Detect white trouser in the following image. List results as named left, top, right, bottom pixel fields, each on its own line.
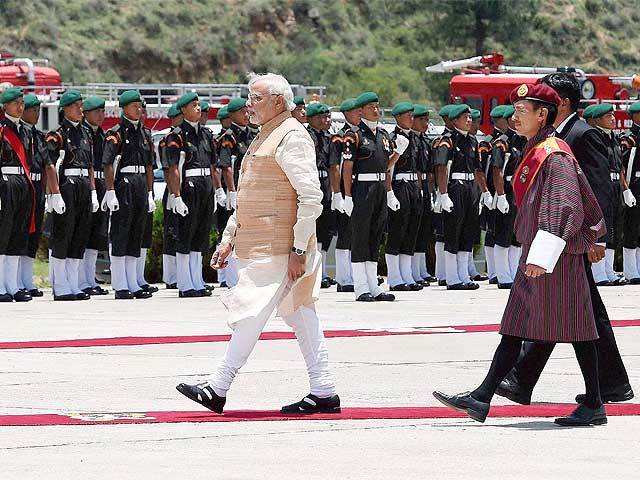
left=110, top=254, right=128, bottom=291
left=0, top=255, right=6, bottom=294
left=412, top=252, right=425, bottom=282
left=399, top=254, right=415, bottom=285
left=19, top=256, right=35, bottom=291
left=176, top=252, right=195, bottom=292
left=50, top=256, right=71, bottom=296
left=80, top=249, right=99, bottom=290
left=456, top=251, right=471, bottom=284
left=467, top=251, right=480, bottom=278
left=366, top=261, right=384, bottom=297
left=189, top=251, right=204, bottom=291
left=591, top=258, right=608, bottom=283
left=137, top=248, right=149, bottom=287
left=334, top=249, right=353, bottom=286
left=162, top=254, right=177, bottom=285
left=623, top=248, right=639, bottom=280
left=508, top=246, right=521, bottom=279
left=320, top=250, right=328, bottom=278
left=445, top=251, right=461, bottom=286
left=66, top=258, right=82, bottom=294
left=385, top=254, right=403, bottom=287
left=4, top=255, right=20, bottom=295
left=484, top=246, right=496, bottom=279
left=435, top=242, right=446, bottom=281
left=208, top=302, right=336, bottom=398
left=352, top=262, right=369, bottom=298
left=125, top=256, right=141, bottom=292
left=604, top=249, right=617, bottom=282
left=494, top=245, right=512, bottom=284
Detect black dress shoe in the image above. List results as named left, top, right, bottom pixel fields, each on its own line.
left=0, top=293, right=13, bottom=302
left=205, top=284, right=215, bottom=291
left=133, top=289, right=153, bottom=299
left=141, top=284, right=159, bottom=293
left=495, top=376, right=532, bottom=405
left=75, top=292, right=91, bottom=300
left=82, top=287, right=95, bottom=295
left=176, top=382, right=226, bottom=414
left=281, top=394, right=341, bottom=414
left=425, top=275, right=437, bottom=283
left=165, top=283, right=178, bottom=290
left=438, top=279, right=447, bottom=287
left=28, top=288, right=44, bottom=297
left=12, top=290, right=32, bottom=302
left=320, top=277, right=332, bottom=289
left=555, top=404, right=607, bottom=427
left=377, top=276, right=384, bottom=285
left=375, top=292, right=395, bottom=302
left=432, top=390, right=490, bottom=423
left=595, top=280, right=613, bottom=287
left=489, top=277, right=498, bottom=285
left=179, top=289, right=202, bottom=298
left=390, top=284, right=411, bottom=292
left=115, top=290, right=135, bottom=300
left=464, top=282, right=479, bottom=290
left=91, top=286, right=109, bottom=295
left=575, top=384, right=634, bottom=404
left=612, top=277, right=628, bottom=286
left=336, top=284, right=354, bottom=293
left=54, top=293, right=78, bottom=301
left=628, top=277, right=640, bottom=285
left=219, top=281, right=228, bottom=288
left=408, top=283, right=423, bottom=291
left=498, top=282, right=513, bottom=290
left=329, top=277, right=337, bottom=286
left=356, top=293, right=376, bottom=302
left=198, top=288, right=213, bottom=297
left=472, top=274, right=489, bottom=281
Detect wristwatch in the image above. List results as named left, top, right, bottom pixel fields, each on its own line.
left=291, top=247, right=306, bottom=256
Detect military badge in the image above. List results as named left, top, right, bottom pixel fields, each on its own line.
left=519, top=165, right=529, bottom=183
left=517, top=84, right=528, bottom=97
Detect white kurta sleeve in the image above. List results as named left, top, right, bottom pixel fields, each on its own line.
left=275, top=129, right=323, bottom=251
left=220, top=211, right=237, bottom=246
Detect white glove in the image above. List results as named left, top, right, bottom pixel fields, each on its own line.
left=167, top=193, right=176, bottom=211
left=331, top=192, right=345, bottom=212
left=481, top=191, right=494, bottom=210
left=440, top=192, right=454, bottom=213
left=344, top=195, right=354, bottom=217
left=226, top=191, right=237, bottom=210
left=387, top=190, right=400, bottom=211
left=433, top=193, right=442, bottom=213
left=49, top=193, right=66, bottom=215
left=172, top=195, right=189, bottom=217
left=90, top=190, right=99, bottom=213
left=101, top=190, right=119, bottom=212
left=623, top=189, right=637, bottom=207
left=215, top=187, right=227, bottom=207
left=496, top=194, right=510, bottom=214
left=147, top=191, right=156, bottom=213
left=44, top=194, right=51, bottom=213
left=394, top=135, right=410, bottom=155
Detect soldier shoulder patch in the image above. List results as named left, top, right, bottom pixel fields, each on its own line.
left=621, top=135, right=636, bottom=149
left=105, top=130, right=121, bottom=145
left=493, top=138, right=508, bottom=152
left=45, top=130, right=64, bottom=147
left=438, top=136, right=453, bottom=150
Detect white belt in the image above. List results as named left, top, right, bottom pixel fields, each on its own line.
left=30, top=173, right=42, bottom=181
left=94, top=171, right=105, bottom=180
left=120, top=165, right=145, bottom=174
left=318, top=170, right=329, bottom=178
left=451, top=172, right=475, bottom=181
left=185, top=167, right=211, bottom=177
left=394, top=173, right=418, bottom=181
left=64, top=168, right=89, bottom=177
left=1, top=166, right=25, bottom=175
left=355, top=173, right=386, bottom=181
left=505, top=175, right=513, bottom=182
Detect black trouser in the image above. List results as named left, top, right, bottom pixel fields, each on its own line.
left=472, top=335, right=601, bottom=409
left=350, top=180, right=386, bottom=263
left=176, top=175, right=213, bottom=254
left=509, top=255, right=630, bottom=394
left=623, top=183, right=640, bottom=249
left=415, top=195, right=432, bottom=254
left=443, top=180, right=476, bottom=254
left=26, top=181, right=45, bottom=258
left=109, top=173, right=148, bottom=257
left=142, top=211, right=153, bottom=249
left=162, top=188, right=177, bottom=256
left=0, top=175, right=31, bottom=255
left=605, top=181, right=621, bottom=249
left=316, top=203, right=336, bottom=251
left=386, top=180, right=422, bottom=256
left=336, top=211, right=352, bottom=250
left=51, top=175, right=91, bottom=259
left=86, top=178, right=109, bottom=251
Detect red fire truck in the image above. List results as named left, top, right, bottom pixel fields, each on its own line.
left=426, top=53, right=640, bottom=134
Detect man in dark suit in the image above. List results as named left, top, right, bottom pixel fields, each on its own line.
left=497, top=73, right=633, bottom=405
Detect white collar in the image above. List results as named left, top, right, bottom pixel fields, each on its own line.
left=67, top=119, right=80, bottom=128
left=555, top=112, right=577, bottom=134
left=362, top=118, right=377, bottom=132
left=5, top=113, right=21, bottom=126
left=597, top=125, right=612, bottom=135
left=124, top=116, right=139, bottom=127
left=399, top=127, right=411, bottom=135
left=455, top=127, right=469, bottom=136
left=186, top=119, right=199, bottom=131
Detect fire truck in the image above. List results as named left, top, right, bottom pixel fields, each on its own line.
left=0, top=52, right=325, bottom=132
left=426, top=53, right=640, bottom=134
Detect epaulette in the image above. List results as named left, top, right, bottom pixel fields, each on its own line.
left=105, top=128, right=121, bottom=145
left=45, top=130, right=64, bottom=147
left=478, top=140, right=492, bottom=154
left=493, top=136, right=509, bottom=152
left=437, top=134, right=453, bottom=149
left=620, top=135, right=636, bottom=149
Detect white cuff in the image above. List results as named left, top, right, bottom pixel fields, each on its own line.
left=526, top=229, right=566, bottom=273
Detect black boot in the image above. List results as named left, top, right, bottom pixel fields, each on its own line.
left=374, top=292, right=395, bottom=301
left=176, top=382, right=226, bottom=414
left=133, top=289, right=153, bottom=299
left=575, top=383, right=634, bottom=404
left=12, top=290, right=32, bottom=302
left=554, top=404, right=607, bottom=426
left=281, top=394, right=341, bottom=414
left=432, top=390, right=490, bottom=423
left=179, top=289, right=202, bottom=298
left=356, top=293, right=376, bottom=302
left=495, top=376, right=532, bottom=405
left=28, top=288, right=44, bottom=297
left=115, top=290, right=135, bottom=300
left=0, top=293, right=13, bottom=302
left=141, top=284, right=159, bottom=293
left=337, top=284, right=354, bottom=293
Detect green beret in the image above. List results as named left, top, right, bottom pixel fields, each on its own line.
left=227, top=98, right=246, bottom=113
left=176, top=91, right=198, bottom=110
left=438, top=104, right=452, bottom=118
left=216, top=105, right=229, bottom=120
left=118, top=90, right=141, bottom=108
left=59, top=89, right=82, bottom=108
left=590, top=103, right=614, bottom=119
left=167, top=103, right=180, bottom=119
left=502, top=105, right=515, bottom=118
left=391, top=101, right=414, bottom=117
left=306, top=103, right=330, bottom=118
left=470, top=109, right=481, bottom=120
left=582, top=105, right=595, bottom=119
left=490, top=105, right=505, bottom=118
left=23, top=93, right=41, bottom=110
left=82, top=96, right=105, bottom=112
left=354, top=91, right=379, bottom=108
left=448, top=103, right=471, bottom=120
left=293, top=96, right=305, bottom=106
left=339, top=98, right=358, bottom=112
left=199, top=100, right=210, bottom=112
left=413, top=104, right=430, bottom=118
left=628, top=101, right=640, bottom=114
left=0, top=86, right=23, bottom=105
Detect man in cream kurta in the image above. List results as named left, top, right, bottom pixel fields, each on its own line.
left=176, top=73, right=339, bottom=415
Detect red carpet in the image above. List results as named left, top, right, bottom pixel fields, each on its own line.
left=0, top=319, right=638, bottom=351
left=1, top=403, right=639, bottom=427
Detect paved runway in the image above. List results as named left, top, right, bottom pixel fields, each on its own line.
left=2, top=282, right=638, bottom=479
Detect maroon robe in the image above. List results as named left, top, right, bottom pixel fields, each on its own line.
left=500, top=151, right=606, bottom=342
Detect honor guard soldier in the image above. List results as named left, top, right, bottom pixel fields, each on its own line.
left=0, top=87, right=35, bottom=302
left=200, top=100, right=227, bottom=214
left=411, top=104, right=437, bottom=284
left=385, top=101, right=423, bottom=291
left=306, top=102, right=337, bottom=288
left=46, top=89, right=100, bottom=301
left=342, top=91, right=404, bottom=302
left=17, top=94, right=46, bottom=298
left=164, top=92, right=216, bottom=297
left=582, top=104, right=597, bottom=127
left=78, top=96, right=109, bottom=296
left=589, top=103, right=626, bottom=285
left=292, top=96, right=306, bottom=124
left=330, top=98, right=361, bottom=292
left=620, top=101, right=640, bottom=283
left=101, top=90, right=155, bottom=300
left=160, top=103, right=182, bottom=289
left=434, top=103, right=482, bottom=290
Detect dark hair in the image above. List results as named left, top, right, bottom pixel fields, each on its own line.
left=540, top=73, right=580, bottom=112
left=531, top=100, right=558, bottom=126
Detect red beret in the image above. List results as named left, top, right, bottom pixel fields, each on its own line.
left=509, top=83, right=561, bottom=106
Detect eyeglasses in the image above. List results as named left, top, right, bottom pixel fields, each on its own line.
left=247, top=93, right=281, bottom=103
